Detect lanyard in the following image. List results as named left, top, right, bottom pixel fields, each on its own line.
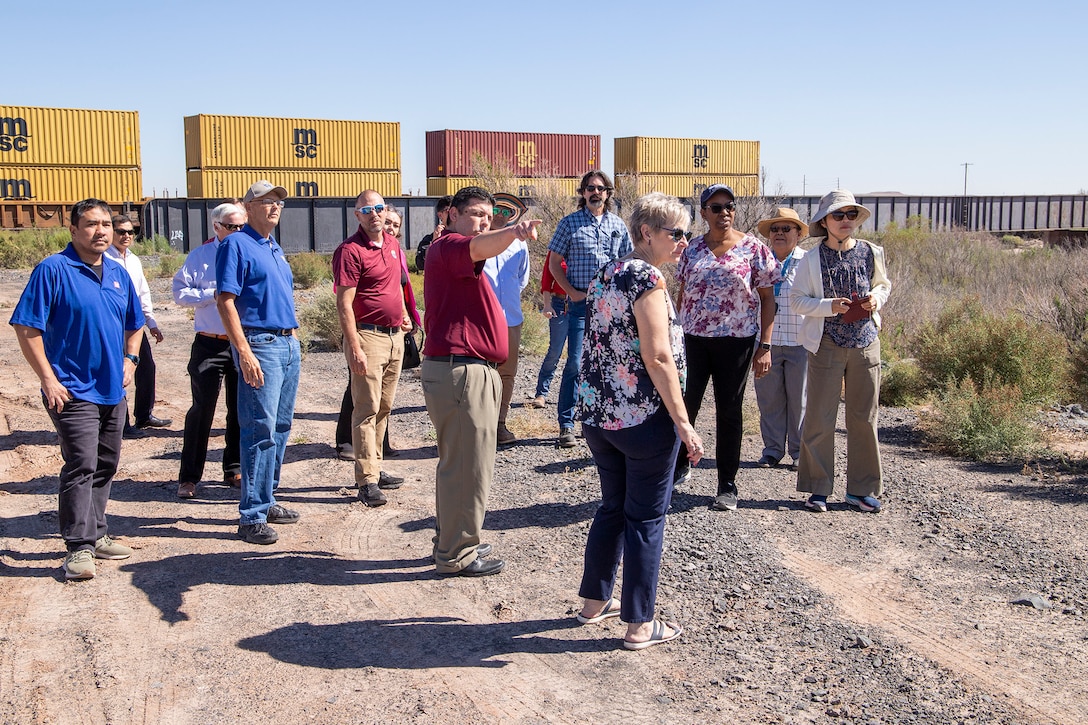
left=773, top=250, right=796, bottom=297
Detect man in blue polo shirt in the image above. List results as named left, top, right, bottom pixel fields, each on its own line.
left=10, top=198, right=145, bottom=580
left=547, top=170, right=631, bottom=448
left=216, top=180, right=302, bottom=545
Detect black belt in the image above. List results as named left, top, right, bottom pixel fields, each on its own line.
left=425, top=355, right=497, bottom=369
left=357, top=323, right=399, bottom=334
left=243, top=328, right=294, bottom=336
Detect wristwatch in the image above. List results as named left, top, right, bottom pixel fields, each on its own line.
left=759, top=343, right=771, bottom=351
left=125, top=353, right=140, bottom=365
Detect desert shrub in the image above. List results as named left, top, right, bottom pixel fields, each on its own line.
left=911, top=297, right=1069, bottom=406
left=1001, top=234, right=1025, bottom=247
left=289, top=252, right=332, bottom=289
left=1071, top=339, right=1088, bottom=404
left=296, top=288, right=341, bottom=351
left=519, top=298, right=550, bottom=357
left=918, top=376, right=1039, bottom=462
left=880, top=357, right=928, bottom=407
left=132, top=235, right=174, bottom=256
left=156, top=253, right=185, bottom=278
left=0, top=228, right=70, bottom=268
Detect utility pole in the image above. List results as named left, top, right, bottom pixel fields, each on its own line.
left=961, top=162, right=973, bottom=227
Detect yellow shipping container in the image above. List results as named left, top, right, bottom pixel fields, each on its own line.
left=0, top=105, right=140, bottom=168
left=614, top=137, right=759, bottom=176
left=185, top=115, right=399, bottom=171
left=187, top=169, right=401, bottom=199
left=427, top=177, right=580, bottom=198
left=0, top=166, right=142, bottom=204
left=615, top=173, right=760, bottom=200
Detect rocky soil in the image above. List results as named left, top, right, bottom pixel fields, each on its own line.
left=0, top=270, right=1086, bottom=724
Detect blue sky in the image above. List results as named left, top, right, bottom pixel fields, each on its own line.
left=8, top=0, right=1084, bottom=197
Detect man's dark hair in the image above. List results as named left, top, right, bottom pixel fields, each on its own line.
left=71, top=199, right=113, bottom=226
left=436, top=195, right=453, bottom=213
left=111, top=214, right=134, bottom=229
left=577, top=170, right=615, bottom=213
left=451, top=187, right=494, bottom=212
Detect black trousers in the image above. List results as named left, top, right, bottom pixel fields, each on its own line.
left=677, top=333, right=756, bottom=491
left=179, top=335, right=240, bottom=483
left=46, top=397, right=126, bottom=552
left=131, top=333, right=156, bottom=424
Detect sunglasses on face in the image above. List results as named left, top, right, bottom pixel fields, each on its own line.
left=583, top=185, right=611, bottom=193
left=493, top=207, right=515, bottom=218
left=769, top=225, right=799, bottom=234
left=356, top=204, right=385, bottom=215
left=829, top=209, right=860, bottom=221
left=116, top=229, right=136, bottom=236
left=660, top=227, right=693, bottom=242
left=216, top=222, right=244, bottom=232
left=704, top=202, right=736, bottom=214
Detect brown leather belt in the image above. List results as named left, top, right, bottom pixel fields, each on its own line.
left=198, top=332, right=229, bottom=340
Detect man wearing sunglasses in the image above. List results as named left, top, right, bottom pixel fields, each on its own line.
left=171, top=201, right=246, bottom=499
left=547, top=170, right=631, bottom=448
left=106, top=215, right=172, bottom=439
left=332, top=190, right=413, bottom=507
left=216, top=180, right=302, bottom=545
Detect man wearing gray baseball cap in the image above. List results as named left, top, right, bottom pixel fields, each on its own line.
left=215, top=180, right=302, bottom=545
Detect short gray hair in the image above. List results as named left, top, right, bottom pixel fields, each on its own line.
left=629, top=192, right=688, bottom=244
left=211, top=202, right=245, bottom=224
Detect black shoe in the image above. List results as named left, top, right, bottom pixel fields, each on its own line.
left=674, top=463, right=691, bottom=485
left=122, top=426, right=148, bottom=440
left=135, top=415, right=172, bottom=428
left=336, top=442, right=354, bottom=461
left=558, top=428, right=576, bottom=448
left=359, top=483, right=387, bottom=507
left=757, top=455, right=780, bottom=468
left=378, top=471, right=404, bottom=490
left=238, top=523, right=278, bottom=545
left=439, top=557, right=505, bottom=577
left=267, top=504, right=300, bottom=524
left=477, top=543, right=493, bottom=558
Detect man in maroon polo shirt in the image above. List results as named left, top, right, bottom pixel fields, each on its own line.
left=422, top=186, right=540, bottom=577
left=333, top=190, right=413, bottom=507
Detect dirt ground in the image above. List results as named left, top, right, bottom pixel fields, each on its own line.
left=1, top=270, right=1087, bottom=725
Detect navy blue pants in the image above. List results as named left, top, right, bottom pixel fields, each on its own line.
left=579, top=407, right=680, bottom=624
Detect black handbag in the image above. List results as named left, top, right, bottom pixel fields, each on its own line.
left=402, top=328, right=423, bottom=370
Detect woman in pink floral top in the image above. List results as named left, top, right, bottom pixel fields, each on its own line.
left=574, top=192, right=704, bottom=651
left=675, top=185, right=780, bottom=512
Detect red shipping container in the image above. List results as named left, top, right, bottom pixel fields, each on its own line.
left=426, top=129, right=599, bottom=178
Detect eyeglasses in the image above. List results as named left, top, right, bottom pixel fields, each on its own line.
left=768, top=225, right=799, bottom=234
left=493, top=207, right=515, bottom=218
left=215, top=222, right=244, bottom=232
left=116, top=229, right=136, bottom=236
left=356, top=204, right=385, bottom=215
left=829, top=209, right=860, bottom=221
left=583, top=185, right=611, bottom=193
left=704, top=202, right=736, bottom=214
left=660, top=227, right=693, bottom=242
left=253, top=199, right=286, bottom=208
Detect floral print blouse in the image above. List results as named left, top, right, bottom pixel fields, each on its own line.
left=677, top=233, right=781, bottom=338
left=575, top=258, right=686, bottom=430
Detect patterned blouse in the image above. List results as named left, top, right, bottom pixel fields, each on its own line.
left=575, top=258, right=686, bottom=430
left=819, top=241, right=879, bottom=348
left=677, top=233, right=781, bottom=338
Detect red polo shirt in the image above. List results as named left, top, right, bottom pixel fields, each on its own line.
left=422, top=231, right=507, bottom=363
left=332, top=228, right=404, bottom=327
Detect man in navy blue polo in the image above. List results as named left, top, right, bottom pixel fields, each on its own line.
left=216, top=181, right=302, bottom=545
left=10, top=199, right=145, bottom=580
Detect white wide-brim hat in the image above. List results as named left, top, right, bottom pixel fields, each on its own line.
left=809, top=189, right=871, bottom=236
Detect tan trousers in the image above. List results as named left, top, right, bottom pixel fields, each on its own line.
left=348, top=328, right=403, bottom=486
left=497, top=324, right=521, bottom=424
left=421, top=358, right=500, bottom=573
left=796, top=335, right=883, bottom=498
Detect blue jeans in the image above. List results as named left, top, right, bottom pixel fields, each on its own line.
left=235, top=331, right=300, bottom=525
left=534, top=299, right=571, bottom=398
left=579, top=407, right=680, bottom=624
left=555, top=296, right=586, bottom=430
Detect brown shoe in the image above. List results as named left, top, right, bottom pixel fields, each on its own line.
left=497, top=424, right=516, bottom=446
left=177, top=481, right=197, bottom=499
left=224, top=473, right=242, bottom=488
left=529, top=396, right=546, bottom=409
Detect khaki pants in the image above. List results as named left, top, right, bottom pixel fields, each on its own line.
left=796, top=336, right=883, bottom=498
left=421, top=358, right=500, bottom=573
left=497, top=324, right=521, bottom=424
left=348, top=328, right=404, bottom=486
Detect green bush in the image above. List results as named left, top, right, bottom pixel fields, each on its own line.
left=0, top=228, right=70, bottom=268
left=918, top=376, right=1039, bottom=462
left=912, top=297, right=1069, bottom=406
left=132, top=235, right=174, bottom=256
left=156, top=253, right=185, bottom=279
left=289, top=252, right=332, bottom=289
left=297, top=288, right=341, bottom=351
left=880, top=357, right=928, bottom=407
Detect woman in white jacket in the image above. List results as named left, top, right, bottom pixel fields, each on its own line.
left=789, top=190, right=890, bottom=513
